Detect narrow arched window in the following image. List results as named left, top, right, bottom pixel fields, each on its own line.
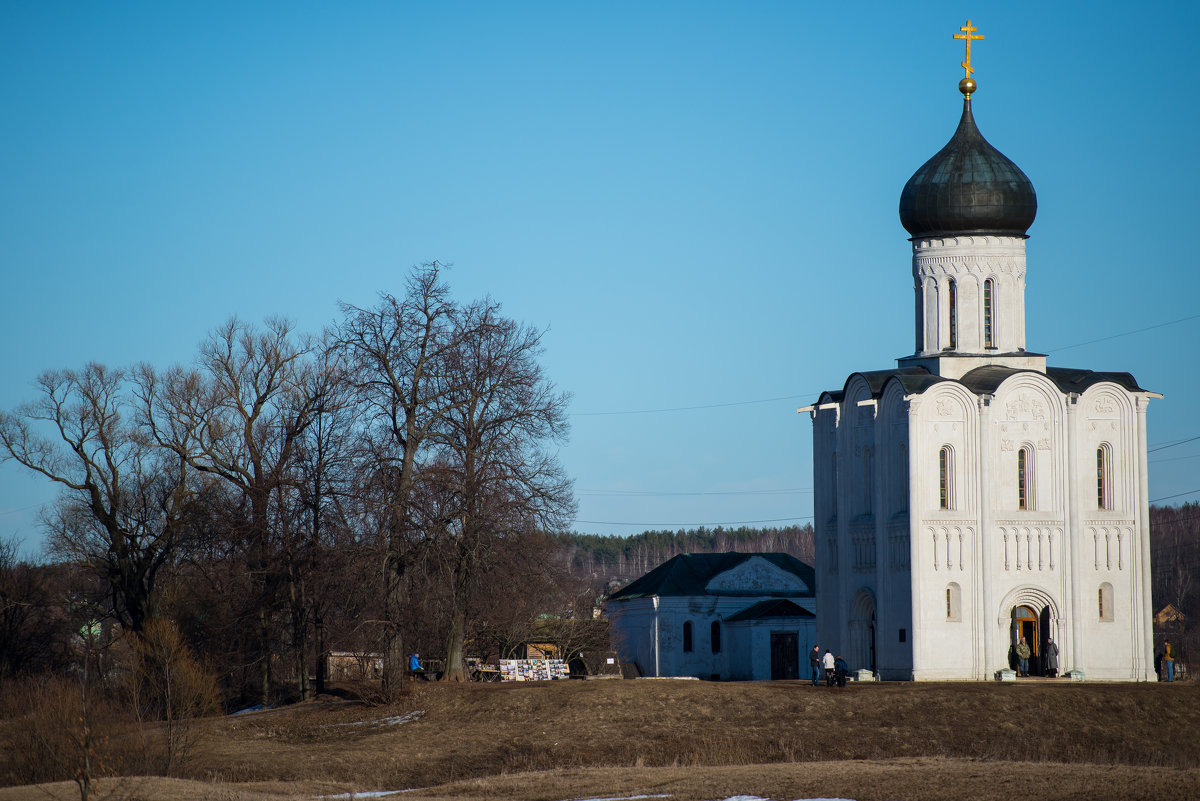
left=946, top=583, right=961, bottom=621
left=983, top=278, right=995, bottom=349
left=683, top=621, right=693, bottom=652
left=1017, top=447, right=1029, bottom=510
left=1099, top=583, right=1114, bottom=621
left=947, top=280, right=958, bottom=350
left=1097, top=444, right=1112, bottom=510
left=939, top=446, right=953, bottom=510
left=710, top=621, right=721, bottom=654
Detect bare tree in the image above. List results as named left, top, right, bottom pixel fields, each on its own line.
left=335, top=263, right=475, bottom=697
left=430, top=305, right=575, bottom=681
left=137, top=317, right=317, bottom=705
left=283, top=335, right=358, bottom=698
left=0, top=364, right=200, bottom=635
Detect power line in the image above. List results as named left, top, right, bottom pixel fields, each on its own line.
left=570, top=312, right=1200, bottom=418
left=1150, top=489, right=1200, bottom=504
left=1149, top=435, right=1200, bottom=453
left=1150, top=453, right=1200, bottom=465
left=0, top=502, right=45, bottom=518
left=1047, top=312, right=1200, bottom=353
left=572, top=393, right=813, bottom=417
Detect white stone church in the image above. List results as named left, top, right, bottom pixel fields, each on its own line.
left=801, top=72, right=1158, bottom=681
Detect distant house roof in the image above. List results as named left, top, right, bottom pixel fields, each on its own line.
left=605, top=552, right=815, bottom=601
left=725, top=599, right=815, bottom=622
left=1155, top=604, right=1186, bottom=626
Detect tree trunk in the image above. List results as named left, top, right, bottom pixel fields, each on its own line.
left=288, top=560, right=310, bottom=700
left=258, top=604, right=271, bottom=708
left=314, top=610, right=326, bottom=695
left=381, top=549, right=406, bottom=699
left=443, top=610, right=467, bottom=682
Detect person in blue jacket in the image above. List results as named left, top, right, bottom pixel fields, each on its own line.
left=409, top=653, right=427, bottom=679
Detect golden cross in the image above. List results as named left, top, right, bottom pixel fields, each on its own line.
left=953, top=19, right=984, bottom=79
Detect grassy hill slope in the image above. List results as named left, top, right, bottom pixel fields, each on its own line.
left=3, top=679, right=1198, bottom=801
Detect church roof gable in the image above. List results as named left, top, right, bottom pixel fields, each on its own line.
left=725, top=598, right=815, bottom=622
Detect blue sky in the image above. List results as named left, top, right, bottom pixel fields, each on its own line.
left=2, top=1, right=1198, bottom=556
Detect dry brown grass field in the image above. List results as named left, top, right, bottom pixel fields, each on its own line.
left=2, top=678, right=1198, bottom=801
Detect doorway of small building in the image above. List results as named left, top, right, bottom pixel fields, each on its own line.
left=770, top=631, right=799, bottom=680
left=1011, top=605, right=1040, bottom=676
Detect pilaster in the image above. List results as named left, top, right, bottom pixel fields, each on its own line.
left=978, top=393, right=995, bottom=677
left=1065, top=395, right=1082, bottom=672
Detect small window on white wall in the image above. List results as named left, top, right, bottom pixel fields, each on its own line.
left=1017, top=446, right=1036, bottom=511
left=1017, top=448, right=1029, bottom=510
left=1097, top=444, right=1112, bottom=510
left=1099, top=583, right=1114, bottom=622
left=946, top=583, right=961, bottom=621
left=947, top=280, right=958, bottom=350
left=939, top=446, right=954, bottom=510
left=983, top=278, right=995, bottom=349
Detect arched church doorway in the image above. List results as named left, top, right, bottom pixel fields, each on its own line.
left=849, top=590, right=876, bottom=673
left=1011, top=605, right=1040, bottom=676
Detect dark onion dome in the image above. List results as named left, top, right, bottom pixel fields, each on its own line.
left=899, top=94, right=1037, bottom=238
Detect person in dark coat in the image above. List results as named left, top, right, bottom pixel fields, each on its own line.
left=1043, top=636, right=1059, bottom=677
left=834, top=655, right=850, bottom=687
left=809, top=644, right=821, bottom=686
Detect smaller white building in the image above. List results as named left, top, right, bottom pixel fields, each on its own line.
left=605, top=552, right=817, bottom=680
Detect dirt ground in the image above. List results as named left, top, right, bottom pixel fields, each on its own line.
left=2, top=678, right=1197, bottom=801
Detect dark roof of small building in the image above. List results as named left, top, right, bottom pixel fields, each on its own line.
left=725, top=598, right=815, bottom=622
left=605, top=552, right=815, bottom=601
left=899, top=95, right=1038, bottom=238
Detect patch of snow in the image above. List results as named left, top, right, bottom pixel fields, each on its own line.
left=318, top=791, right=413, bottom=799
left=714, top=798, right=856, bottom=801
left=570, top=796, right=671, bottom=801
left=332, top=710, right=425, bottom=728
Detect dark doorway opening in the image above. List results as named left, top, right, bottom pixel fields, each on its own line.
left=770, top=631, right=799, bottom=680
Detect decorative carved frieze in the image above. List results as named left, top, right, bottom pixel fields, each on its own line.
left=997, top=524, right=1060, bottom=573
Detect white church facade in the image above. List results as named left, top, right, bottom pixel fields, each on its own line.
left=802, top=63, right=1158, bottom=681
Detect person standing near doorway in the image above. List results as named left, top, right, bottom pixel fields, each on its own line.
left=1043, top=635, right=1059, bottom=678
left=810, top=644, right=821, bottom=686
left=1015, top=637, right=1031, bottom=677
left=1163, top=640, right=1176, bottom=682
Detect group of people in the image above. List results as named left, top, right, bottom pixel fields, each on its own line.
left=1013, top=635, right=1060, bottom=677
left=809, top=645, right=849, bottom=687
